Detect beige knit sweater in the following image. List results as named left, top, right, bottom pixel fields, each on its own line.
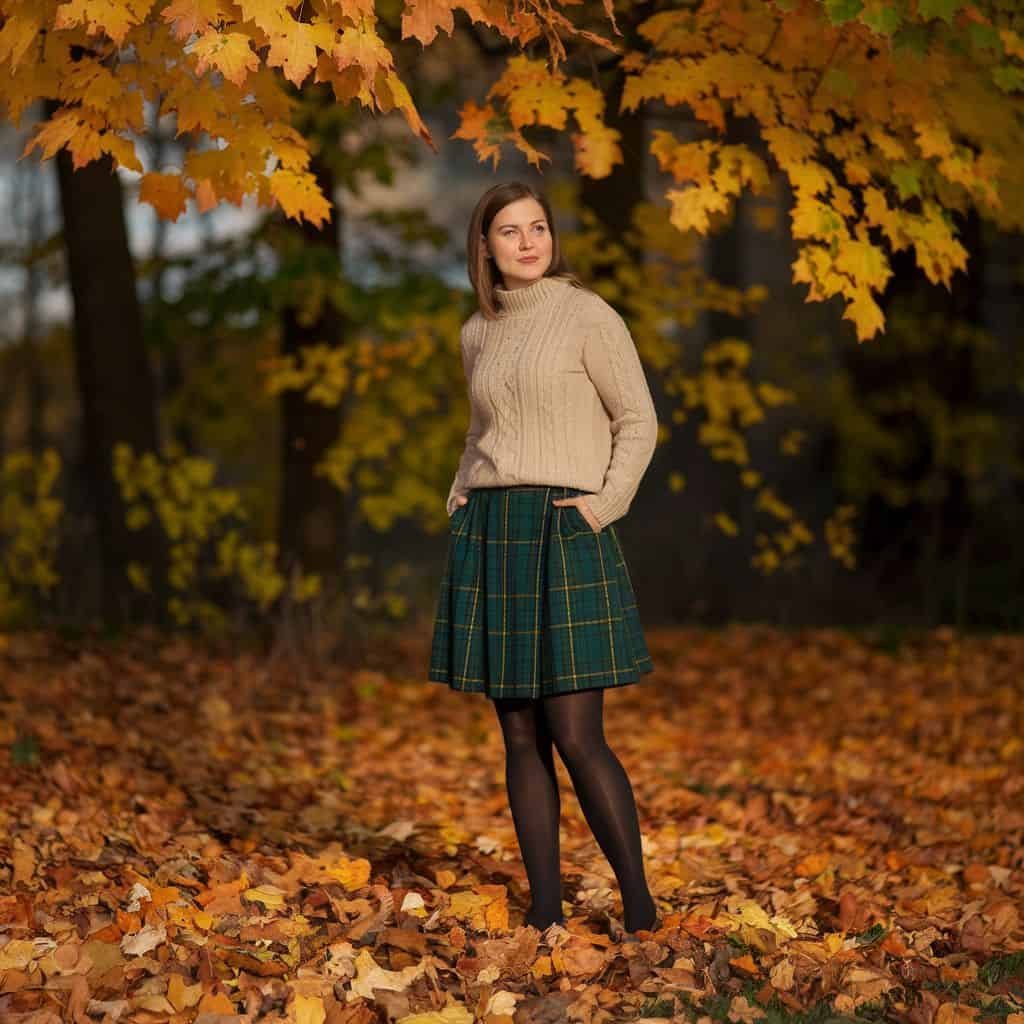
left=446, top=274, right=658, bottom=529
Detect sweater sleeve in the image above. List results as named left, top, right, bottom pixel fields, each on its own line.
left=580, top=304, right=659, bottom=529
left=445, top=326, right=481, bottom=517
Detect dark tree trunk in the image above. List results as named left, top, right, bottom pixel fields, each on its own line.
left=15, top=160, right=47, bottom=456
left=277, top=152, right=350, bottom=583
left=48, top=97, right=165, bottom=625
left=146, top=108, right=196, bottom=454
left=842, top=208, right=985, bottom=627
left=578, top=46, right=649, bottom=268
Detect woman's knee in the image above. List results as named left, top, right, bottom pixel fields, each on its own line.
left=493, top=697, right=544, bottom=756
left=551, top=731, right=606, bottom=769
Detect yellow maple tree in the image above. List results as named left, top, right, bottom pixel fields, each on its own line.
left=0, top=0, right=1021, bottom=338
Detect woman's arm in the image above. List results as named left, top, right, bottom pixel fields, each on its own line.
left=580, top=304, right=659, bottom=529
left=445, top=326, right=482, bottom=516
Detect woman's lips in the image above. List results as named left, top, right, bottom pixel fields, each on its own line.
left=518, top=257, right=538, bottom=262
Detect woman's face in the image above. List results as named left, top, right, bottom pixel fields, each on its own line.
left=483, top=196, right=553, bottom=288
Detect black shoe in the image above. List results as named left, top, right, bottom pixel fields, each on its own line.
left=524, top=909, right=565, bottom=931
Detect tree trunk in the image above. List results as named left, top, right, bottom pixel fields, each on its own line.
left=14, top=159, right=47, bottom=456
left=277, top=151, right=350, bottom=584
left=48, top=98, right=165, bottom=625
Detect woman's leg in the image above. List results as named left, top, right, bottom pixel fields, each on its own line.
left=492, top=696, right=564, bottom=928
left=541, top=689, right=657, bottom=933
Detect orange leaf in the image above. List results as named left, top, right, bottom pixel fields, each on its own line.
left=401, top=0, right=457, bottom=46
left=139, top=172, right=190, bottom=221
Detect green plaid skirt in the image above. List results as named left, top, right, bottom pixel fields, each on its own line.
left=429, top=484, right=654, bottom=699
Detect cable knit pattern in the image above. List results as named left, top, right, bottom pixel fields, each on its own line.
left=446, top=275, right=658, bottom=529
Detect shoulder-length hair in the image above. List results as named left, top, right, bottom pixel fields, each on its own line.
left=466, top=182, right=586, bottom=320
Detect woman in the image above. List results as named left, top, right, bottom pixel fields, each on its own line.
left=429, top=182, right=661, bottom=939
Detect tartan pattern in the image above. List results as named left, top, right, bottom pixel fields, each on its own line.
left=429, top=484, right=654, bottom=698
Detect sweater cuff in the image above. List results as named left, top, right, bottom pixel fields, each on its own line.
left=583, top=491, right=619, bottom=530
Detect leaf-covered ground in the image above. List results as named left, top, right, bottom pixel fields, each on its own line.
left=1, top=624, right=1022, bottom=1024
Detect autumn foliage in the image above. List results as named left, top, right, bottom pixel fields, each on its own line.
left=2, top=624, right=1022, bottom=1021
left=0, top=1, right=1021, bottom=339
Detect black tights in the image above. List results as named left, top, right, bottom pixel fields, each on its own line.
left=492, top=689, right=657, bottom=933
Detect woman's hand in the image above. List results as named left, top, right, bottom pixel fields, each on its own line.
left=451, top=494, right=469, bottom=514
left=552, top=496, right=602, bottom=533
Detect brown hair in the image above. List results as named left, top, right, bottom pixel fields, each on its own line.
left=466, top=182, right=585, bottom=320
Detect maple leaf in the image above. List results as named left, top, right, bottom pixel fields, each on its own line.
left=62, top=57, right=123, bottom=112
left=491, top=56, right=570, bottom=132
left=139, top=171, right=190, bottom=221
left=160, top=0, right=226, bottom=40
left=234, top=0, right=287, bottom=36
left=572, top=124, right=621, bottom=179
left=451, top=99, right=506, bottom=168
left=401, top=0, right=457, bottom=46
left=269, top=168, right=332, bottom=227
left=0, top=12, right=42, bottom=69
left=376, top=70, right=435, bottom=149
left=843, top=286, right=886, bottom=341
left=333, top=21, right=394, bottom=76
left=191, top=30, right=259, bottom=87
left=21, top=108, right=97, bottom=169
left=266, top=18, right=336, bottom=87
left=54, top=0, right=155, bottom=45
left=667, top=184, right=730, bottom=234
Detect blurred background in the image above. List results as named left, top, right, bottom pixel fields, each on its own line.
left=1, top=31, right=1022, bottom=650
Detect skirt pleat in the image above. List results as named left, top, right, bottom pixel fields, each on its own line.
left=428, top=484, right=654, bottom=698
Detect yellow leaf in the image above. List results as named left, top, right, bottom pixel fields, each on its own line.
left=714, top=512, right=738, bottom=536
left=396, top=1004, right=474, bottom=1024
left=235, top=0, right=287, bottom=35
left=842, top=287, right=886, bottom=342
left=267, top=19, right=335, bottom=87
left=325, top=855, right=371, bottom=889
left=54, top=0, right=153, bottom=46
left=0, top=13, right=42, bottom=68
left=242, top=884, right=286, bottom=909
left=293, top=994, right=326, bottom=1024
left=166, top=973, right=203, bottom=1012
left=834, top=238, right=892, bottom=291
left=666, top=184, right=730, bottom=234
left=269, top=168, right=332, bottom=228
left=191, top=30, right=259, bottom=88
left=375, top=71, right=434, bottom=148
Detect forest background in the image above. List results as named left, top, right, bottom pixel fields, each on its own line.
left=2, top=4, right=1024, bottom=1023
left=0, top=0, right=1023, bottom=651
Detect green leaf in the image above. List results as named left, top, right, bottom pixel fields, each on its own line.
left=992, top=65, right=1024, bottom=93
left=891, top=163, right=923, bottom=201
left=823, top=67, right=857, bottom=97
left=855, top=922, right=889, bottom=946
left=823, top=0, right=864, bottom=25
left=860, top=3, right=905, bottom=36
left=11, top=732, right=40, bottom=765
left=917, top=0, right=962, bottom=23
left=892, top=23, right=930, bottom=56
left=969, top=22, right=1004, bottom=56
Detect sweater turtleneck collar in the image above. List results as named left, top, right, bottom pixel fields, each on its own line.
left=494, top=274, right=566, bottom=316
